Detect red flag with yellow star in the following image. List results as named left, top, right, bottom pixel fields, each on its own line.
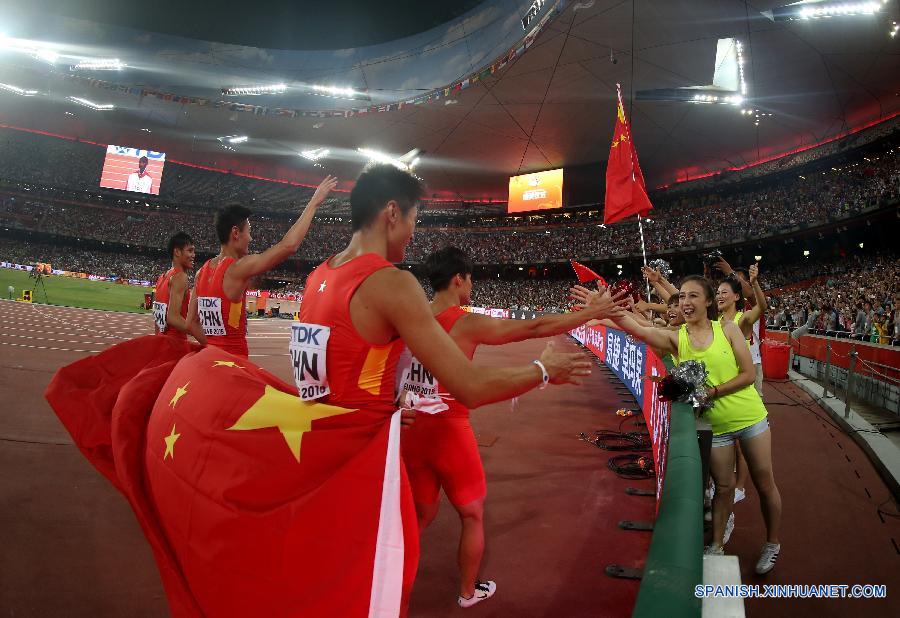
left=47, top=339, right=417, bottom=617
left=604, top=84, right=653, bottom=225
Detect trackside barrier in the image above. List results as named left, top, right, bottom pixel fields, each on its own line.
left=632, top=357, right=702, bottom=618
left=570, top=324, right=702, bottom=617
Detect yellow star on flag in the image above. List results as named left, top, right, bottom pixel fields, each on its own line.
left=169, top=382, right=190, bottom=408
left=213, top=360, right=244, bottom=369
left=227, top=385, right=356, bottom=462
left=164, top=423, right=180, bottom=460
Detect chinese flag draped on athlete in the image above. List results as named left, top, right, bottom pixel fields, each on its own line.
left=46, top=338, right=407, bottom=617
left=604, top=83, right=653, bottom=225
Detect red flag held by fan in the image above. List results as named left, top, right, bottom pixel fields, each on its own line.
left=570, top=259, right=607, bottom=287
left=604, top=84, right=653, bottom=225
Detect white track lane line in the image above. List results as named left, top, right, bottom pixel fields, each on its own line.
left=28, top=304, right=151, bottom=339
left=0, top=326, right=126, bottom=339
left=0, top=333, right=117, bottom=346
left=0, top=341, right=100, bottom=353
left=2, top=321, right=147, bottom=336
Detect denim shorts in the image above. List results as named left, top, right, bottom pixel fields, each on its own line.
left=711, top=417, right=770, bottom=448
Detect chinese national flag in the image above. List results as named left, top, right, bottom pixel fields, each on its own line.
left=570, top=259, right=607, bottom=287
left=604, top=84, right=653, bottom=225
left=46, top=338, right=417, bottom=617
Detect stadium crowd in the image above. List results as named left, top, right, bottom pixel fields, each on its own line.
left=766, top=254, right=900, bottom=344
left=2, top=140, right=897, bottom=264
left=2, top=123, right=899, bottom=343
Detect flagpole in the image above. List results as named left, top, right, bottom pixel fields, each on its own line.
left=637, top=213, right=651, bottom=302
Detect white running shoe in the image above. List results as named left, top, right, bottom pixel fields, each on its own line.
left=458, top=581, right=497, bottom=608
left=704, top=544, right=724, bottom=556
left=704, top=508, right=712, bottom=522
left=734, top=488, right=746, bottom=504
left=722, top=512, right=735, bottom=546
left=755, top=543, right=781, bottom=574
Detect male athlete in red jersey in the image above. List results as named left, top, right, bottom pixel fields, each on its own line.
left=398, top=246, right=626, bottom=608
left=298, top=164, right=608, bottom=615
left=192, top=176, right=337, bottom=357
left=153, top=232, right=206, bottom=343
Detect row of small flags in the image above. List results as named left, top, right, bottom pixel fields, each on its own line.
left=61, top=2, right=559, bottom=120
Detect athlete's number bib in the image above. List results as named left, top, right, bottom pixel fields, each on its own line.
left=396, top=349, right=439, bottom=401
left=152, top=301, right=168, bottom=333
left=290, top=322, right=330, bottom=401
left=197, top=296, right=226, bottom=336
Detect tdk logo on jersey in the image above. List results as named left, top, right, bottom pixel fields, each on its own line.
left=292, top=325, right=324, bottom=345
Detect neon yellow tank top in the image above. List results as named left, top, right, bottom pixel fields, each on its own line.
left=719, top=310, right=753, bottom=347
left=678, top=321, right=767, bottom=435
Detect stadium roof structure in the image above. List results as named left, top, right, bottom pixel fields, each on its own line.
left=0, top=0, right=898, bottom=200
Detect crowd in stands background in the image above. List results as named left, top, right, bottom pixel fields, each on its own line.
left=1, top=122, right=898, bottom=342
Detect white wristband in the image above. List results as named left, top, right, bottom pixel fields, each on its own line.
left=533, top=360, right=550, bottom=390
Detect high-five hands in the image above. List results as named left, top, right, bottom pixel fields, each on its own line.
left=539, top=340, right=593, bottom=386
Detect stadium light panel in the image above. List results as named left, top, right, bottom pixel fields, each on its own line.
left=358, top=148, right=411, bottom=170
left=67, top=96, right=114, bottom=110
left=34, top=48, right=59, bottom=64
left=217, top=135, right=248, bottom=144
left=0, top=83, right=38, bottom=96
left=72, top=58, right=125, bottom=71
left=765, top=1, right=883, bottom=21
left=300, top=148, right=330, bottom=161
left=222, top=83, right=286, bottom=96
left=311, top=84, right=370, bottom=100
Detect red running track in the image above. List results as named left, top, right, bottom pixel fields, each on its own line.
left=0, top=300, right=897, bottom=617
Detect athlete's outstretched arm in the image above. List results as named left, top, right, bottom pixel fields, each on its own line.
left=368, top=269, right=593, bottom=409
left=455, top=289, right=627, bottom=346
left=571, top=285, right=678, bottom=355
left=228, top=176, right=337, bottom=286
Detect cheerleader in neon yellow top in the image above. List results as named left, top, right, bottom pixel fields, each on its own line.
left=571, top=275, right=783, bottom=574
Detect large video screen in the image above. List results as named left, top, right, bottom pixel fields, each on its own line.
left=100, top=145, right=166, bottom=195
left=508, top=168, right=564, bottom=213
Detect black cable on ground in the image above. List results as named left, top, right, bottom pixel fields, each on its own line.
left=579, top=429, right=650, bottom=451
left=607, top=454, right=655, bottom=479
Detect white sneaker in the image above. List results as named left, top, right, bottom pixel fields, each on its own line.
left=704, top=544, right=724, bottom=556
left=755, top=543, right=781, bottom=574
left=705, top=479, right=715, bottom=501
left=723, top=512, right=735, bottom=546
left=734, top=488, right=746, bottom=504
left=458, top=581, right=496, bottom=608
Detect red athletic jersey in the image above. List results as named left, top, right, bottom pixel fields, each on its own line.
left=194, top=257, right=248, bottom=358
left=299, top=253, right=419, bottom=611
left=299, top=254, right=405, bottom=415
left=396, top=305, right=472, bottom=419
left=153, top=267, right=188, bottom=339
left=400, top=305, right=486, bottom=506
left=434, top=305, right=472, bottom=418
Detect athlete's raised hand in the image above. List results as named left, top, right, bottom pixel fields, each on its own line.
left=308, top=175, right=338, bottom=209
left=539, top=340, right=593, bottom=386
